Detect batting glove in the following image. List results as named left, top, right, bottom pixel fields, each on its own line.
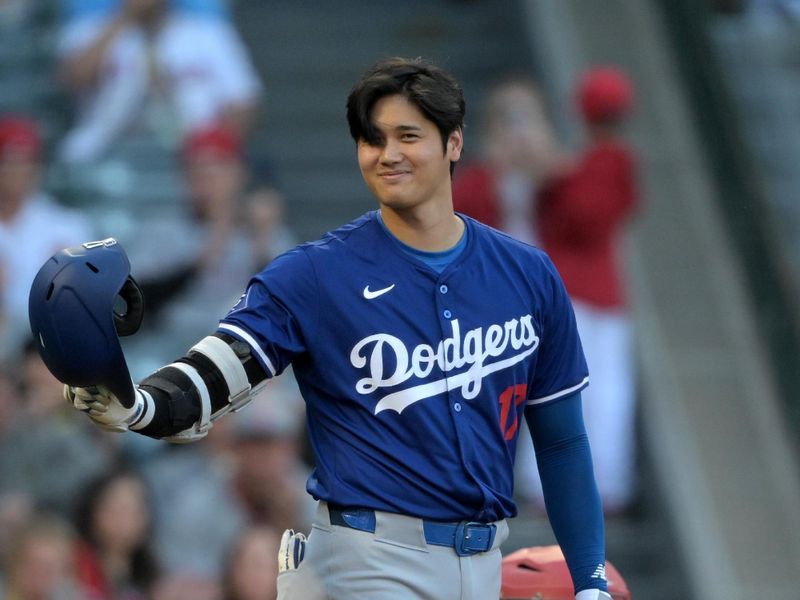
left=64, top=384, right=151, bottom=433
left=575, top=590, right=612, bottom=600
left=278, top=529, right=307, bottom=573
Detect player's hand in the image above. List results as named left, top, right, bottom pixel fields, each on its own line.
left=64, top=384, right=147, bottom=432
left=575, top=590, right=611, bottom=600
left=278, top=529, right=307, bottom=573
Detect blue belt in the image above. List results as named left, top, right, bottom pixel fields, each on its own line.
left=327, top=504, right=497, bottom=557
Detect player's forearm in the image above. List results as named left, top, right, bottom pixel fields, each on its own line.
left=535, top=433, right=608, bottom=593
left=525, top=395, right=608, bottom=593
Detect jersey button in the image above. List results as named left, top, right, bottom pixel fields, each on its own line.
left=454, top=402, right=462, bottom=412
left=439, top=284, right=448, bottom=294
left=443, top=309, right=452, bottom=319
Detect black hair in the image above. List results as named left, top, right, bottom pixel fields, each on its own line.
left=74, top=467, right=160, bottom=592
left=346, top=56, right=466, bottom=153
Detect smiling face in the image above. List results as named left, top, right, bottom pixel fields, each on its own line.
left=357, top=94, right=462, bottom=215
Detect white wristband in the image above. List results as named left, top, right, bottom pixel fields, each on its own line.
left=575, top=590, right=612, bottom=600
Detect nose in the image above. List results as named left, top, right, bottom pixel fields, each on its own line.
left=379, top=138, right=403, bottom=164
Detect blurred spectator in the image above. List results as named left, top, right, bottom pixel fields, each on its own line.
left=141, top=414, right=242, bottom=598
left=536, top=66, right=640, bottom=513
left=221, top=525, right=280, bottom=600
left=73, top=468, right=161, bottom=600
left=453, top=75, right=570, bottom=245
left=0, top=0, right=32, bottom=28
left=1, top=513, right=82, bottom=600
left=227, top=373, right=315, bottom=533
left=0, top=363, right=28, bottom=573
left=123, top=124, right=262, bottom=372
left=0, top=342, right=113, bottom=519
left=453, top=69, right=640, bottom=514
left=0, top=361, right=15, bottom=435
left=60, top=0, right=230, bottom=22
left=748, top=0, right=800, bottom=20
left=180, top=123, right=249, bottom=274
left=141, top=371, right=312, bottom=593
left=0, top=115, right=93, bottom=361
left=452, top=76, right=571, bottom=512
left=243, top=182, right=298, bottom=270
left=56, top=0, right=262, bottom=164
left=122, top=124, right=297, bottom=374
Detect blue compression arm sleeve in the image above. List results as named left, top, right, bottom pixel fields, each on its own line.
left=525, top=392, right=608, bottom=594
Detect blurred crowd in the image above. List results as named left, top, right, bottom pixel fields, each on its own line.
left=0, top=349, right=314, bottom=600
left=0, top=0, right=646, bottom=598
left=0, top=1, right=308, bottom=598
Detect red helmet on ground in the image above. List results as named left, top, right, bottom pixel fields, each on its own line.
left=501, top=545, right=631, bottom=600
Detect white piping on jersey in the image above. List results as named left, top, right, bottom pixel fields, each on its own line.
left=526, top=375, right=590, bottom=406
left=350, top=316, right=540, bottom=414
left=218, top=323, right=277, bottom=376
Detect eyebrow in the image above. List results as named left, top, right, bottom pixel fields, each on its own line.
left=373, top=121, right=424, bottom=133
left=360, top=121, right=425, bottom=146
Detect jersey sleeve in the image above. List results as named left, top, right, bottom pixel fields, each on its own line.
left=528, top=254, right=589, bottom=405
left=218, top=247, right=318, bottom=378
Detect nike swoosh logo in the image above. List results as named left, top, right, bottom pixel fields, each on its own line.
left=363, top=284, right=395, bottom=299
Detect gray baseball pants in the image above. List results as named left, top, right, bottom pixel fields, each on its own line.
left=277, top=501, right=509, bottom=600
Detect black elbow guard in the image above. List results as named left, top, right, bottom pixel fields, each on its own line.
left=137, top=368, right=204, bottom=439
left=135, top=333, right=269, bottom=442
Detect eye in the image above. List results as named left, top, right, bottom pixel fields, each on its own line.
left=401, top=133, right=419, bottom=141
left=358, top=135, right=386, bottom=148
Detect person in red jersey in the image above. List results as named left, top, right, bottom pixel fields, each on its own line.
left=536, top=66, right=639, bottom=514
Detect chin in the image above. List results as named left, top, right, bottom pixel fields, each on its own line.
left=378, top=196, right=419, bottom=213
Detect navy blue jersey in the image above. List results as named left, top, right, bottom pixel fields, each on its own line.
left=219, top=211, right=588, bottom=522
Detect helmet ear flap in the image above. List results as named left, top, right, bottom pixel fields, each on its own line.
left=114, top=276, right=144, bottom=337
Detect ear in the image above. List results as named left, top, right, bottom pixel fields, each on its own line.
left=447, top=128, right=463, bottom=163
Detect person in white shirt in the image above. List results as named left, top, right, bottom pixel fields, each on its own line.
left=0, top=115, right=93, bottom=360
left=57, top=0, right=263, bottom=164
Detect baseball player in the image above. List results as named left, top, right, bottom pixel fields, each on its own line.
left=45, top=57, right=610, bottom=599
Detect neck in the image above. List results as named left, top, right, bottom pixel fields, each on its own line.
left=380, top=202, right=464, bottom=252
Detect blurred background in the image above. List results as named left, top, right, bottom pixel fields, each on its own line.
left=2, top=1, right=800, bottom=599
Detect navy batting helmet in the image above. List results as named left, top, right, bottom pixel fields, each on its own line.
left=28, top=238, right=144, bottom=409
